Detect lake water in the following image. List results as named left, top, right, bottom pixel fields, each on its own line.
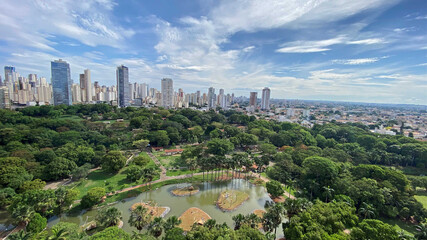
left=48, top=179, right=273, bottom=233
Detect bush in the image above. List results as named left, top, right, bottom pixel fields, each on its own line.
left=81, top=187, right=106, bottom=208
left=27, top=213, right=47, bottom=233
left=266, top=180, right=284, bottom=198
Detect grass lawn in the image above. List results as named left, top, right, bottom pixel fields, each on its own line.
left=217, top=190, right=249, bottom=211
left=379, top=217, right=417, bottom=236
left=59, top=115, right=83, bottom=120
left=153, top=152, right=181, bottom=168
left=72, top=168, right=130, bottom=199
left=72, top=157, right=159, bottom=199
left=414, top=190, right=427, bottom=209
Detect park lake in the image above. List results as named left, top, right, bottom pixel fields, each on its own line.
left=45, top=178, right=277, bottom=233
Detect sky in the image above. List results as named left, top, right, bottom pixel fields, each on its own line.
left=0, top=0, right=426, bottom=105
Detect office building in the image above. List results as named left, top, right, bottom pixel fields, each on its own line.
left=116, top=65, right=130, bottom=107
left=261, top=87, right=270, bottom=110
left=161, top=78, right=174, bottom=108
left=51, top=59, right=72, bottom=105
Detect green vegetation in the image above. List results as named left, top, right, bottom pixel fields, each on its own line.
left=1, top=104, right=427, bottom=239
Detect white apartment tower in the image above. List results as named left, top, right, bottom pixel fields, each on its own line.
left=261, top=87, right=271, bottom=110
left=161, top=78, right=174, bottom=108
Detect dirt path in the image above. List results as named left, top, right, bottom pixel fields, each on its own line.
left=147, top=151, right=167, bottom=180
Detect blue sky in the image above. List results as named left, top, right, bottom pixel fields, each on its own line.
left=0, top=0, right=426, bottom=104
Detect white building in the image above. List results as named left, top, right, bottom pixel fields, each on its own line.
left=261, top=87, right=270, bottom=110
left=161, top=78, right=174, bottom=108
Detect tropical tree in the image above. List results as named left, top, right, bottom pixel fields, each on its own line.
left=26, top=212, right=47, bottom=233
left=232, top=214, right=245, bottom=230
left=11, top=204, right=34, bottom=226
left=102, top=151, right=126, bottom=173
left=358, top=202, right=376, bottom=219
left=147, top=217, right=164, bottom=238
left=323, top=186, right=334, bottom=202
left=46, top=228, right=70, bottom=240
left=163, top=216, right=181, bottom=232
left=95, top=207, right=122, bottom=228
left=415, top=223, right=427, bottom=240
left=266, top=180, right=284, bottom=199
left=8, top=230, right=32, bottom=240
left=128, top=205, right=151, bottom=232
left=262, top=203, right=283, bottom=237
left=283, top=198, right=312, bottom=219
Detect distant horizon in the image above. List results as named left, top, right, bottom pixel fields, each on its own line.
left=1, top=0, right=426, bottom=105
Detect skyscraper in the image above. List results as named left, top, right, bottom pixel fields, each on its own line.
left=116, top=65, right=130, bottom=107
left=79, top=69, right=92, bottom=103
left=4, top=66, right=16, bottom=82
left=249, top=92, right=258, bottom=107
left=208, top=87, right=216, bottom=109
left=161, top=78, right=174, bottom=108
left=261, top=87, right=271, bottom=110
left=51, top=59, right=72, bottom=106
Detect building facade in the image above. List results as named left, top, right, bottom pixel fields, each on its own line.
left=116, top=65, right=130, bottom=107
left=249, top=92, right=258, bottom=107
left=261, top=87, right=270, bottom=110
left=51, top=59, right=72, bottom=106
left=161, top=78, right=174, bottom=108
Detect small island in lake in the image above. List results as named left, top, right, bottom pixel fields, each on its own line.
left=216, top=190, right=249, bottom=211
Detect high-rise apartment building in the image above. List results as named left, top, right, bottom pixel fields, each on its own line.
left=51, top=59, right=72, bottom=106
left=261, top=87, right=270, bottom=110
left=79, top=69, right=92, bottom=103
left=4, top=66, right=16, bottom=83
left=116, top=65, right=130, bottom=107
left=208, top=87, right=216, bottom=109
left=249, top=92, right=257, bottom=107
left=0, top=86, right=11, bottom=109
left=161, top=78, right=174, bottom=108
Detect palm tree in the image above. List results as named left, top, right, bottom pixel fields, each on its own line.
left=8, top=230, right=32, bottom=240
left=245, top=213, right=261, bottom=229
left=147, top=217, right=164, bottom=238
left=415, top=223, right=427, bottom=240
left=232, top=214, right=245, bottom=230
left=45, top=228, right=69, bottom=240
left=262, top=203, right=283, bottom=237
left=283, top=198, right=312, bottom=219
left=96, top=207, right=122, bottom=228
left=163, top=216, right=181, bottom=232
left=323, top=186, right=334, bottom=202
left=204, top=219, right=217, bottom=229
left=128, top=205, right=151, bottom=232
left=358, top=202, right=376, bottom=219
left=12, top=205, right=34, bottom=227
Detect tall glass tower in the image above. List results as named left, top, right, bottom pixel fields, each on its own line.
left=116, top=65, right=130, bottom=107
left=51, top=59, right=72, bottom=106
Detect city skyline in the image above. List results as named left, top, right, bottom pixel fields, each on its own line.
left=0, top=0, right=426, bottom=105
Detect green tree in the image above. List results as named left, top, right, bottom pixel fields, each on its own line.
left=163, top=216, right=182, bottom=232
left=415, top=223, right=427, bottom=240
left=96, top=207, right=122, bottom=228
left=26, top=212, right=47, bottom=233
left=89, top=227, right=131, bottom=240
left=7, top=230, right=33, bottom=240
left=266, top=180, right=284, bottom=198
left=127, top=165, right=143, bottom=182
left=147, top=217, right=164, bottom=238
left=133, top=139, right=150, bottom=150
left=102, top=151, right=126, bottom=173
left=19, top=179, right=46, bottom=192
left=351, top=219, right=399, bottom=240
left=207, top=138, right=234, bottom=156
left=81, top=187, right=105, bottom=208
left=128, top=205, right=151, bottom=232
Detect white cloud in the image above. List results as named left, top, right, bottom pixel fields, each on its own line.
left=347, top=38, right=385, bottom=45
left=0, top=0, right=134, bottom=50
left=332, top=57, right=386, bottom=65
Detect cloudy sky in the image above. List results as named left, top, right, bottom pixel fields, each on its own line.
left=1, top=0, right=426, bottom=104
